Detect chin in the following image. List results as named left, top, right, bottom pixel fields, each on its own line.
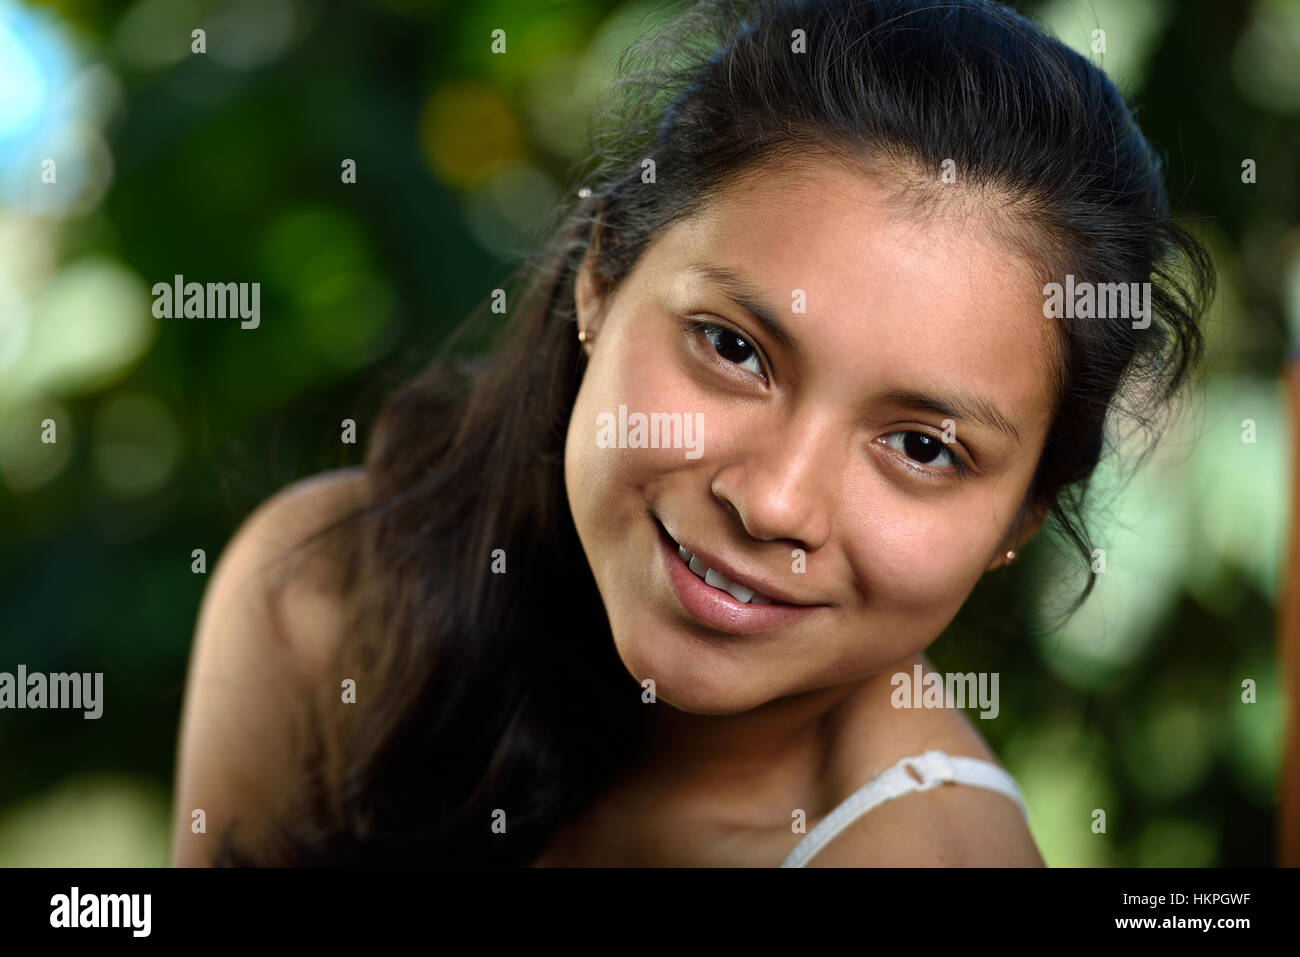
left=609, top=625, right=773, bottom=715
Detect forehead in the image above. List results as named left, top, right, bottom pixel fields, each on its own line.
left=645, top=156, right=1060, bottom=441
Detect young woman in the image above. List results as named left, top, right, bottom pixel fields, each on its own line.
left=171, top=0, right=1214, bottom=866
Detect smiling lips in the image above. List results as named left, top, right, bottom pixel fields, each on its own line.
left=655, top=517, right=824, bottom=635
left=675, top=541, right=775, bottom=604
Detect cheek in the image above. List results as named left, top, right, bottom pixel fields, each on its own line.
left=565, top=372, right=618, bottom=548
left=584, top=343, right=707, bottom=471
left=565, top=337, right=700, bottom=523
left=849, top=493, right=1002, bottom=611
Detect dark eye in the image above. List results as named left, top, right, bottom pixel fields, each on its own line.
left=884, top=431, right=960, bottom=472
left=694, top=321, right=764, bottom=376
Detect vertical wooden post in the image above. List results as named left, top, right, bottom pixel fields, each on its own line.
left=1280, top=356, right=1300, bottom=865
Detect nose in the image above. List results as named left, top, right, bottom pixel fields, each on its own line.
left=709, top=410, right=836, bottom=551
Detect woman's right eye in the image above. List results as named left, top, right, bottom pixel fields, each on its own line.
left=687, top=320, right=766, bottom=378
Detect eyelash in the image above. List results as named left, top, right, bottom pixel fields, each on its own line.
left=878, top=432, right=971, bottom=481
left=683, top=318, right=768, bottom=381
left=681, top=317, right=972, bottom=482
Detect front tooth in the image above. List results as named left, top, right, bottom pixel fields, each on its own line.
left=682, top=553, right=770, bottom=604
left=723, top=580, right=754, bottom=603
left=704, top=567, right=733, bottom=591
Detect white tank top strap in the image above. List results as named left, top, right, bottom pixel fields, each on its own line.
left=778, top=748, right=1029, bottom=868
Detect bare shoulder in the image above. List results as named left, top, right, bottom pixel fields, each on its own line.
left=245, top=467, right=369, bottom=670
left=170, top=467, right=367, bottom=865
left=803, top=772, right=1045, bottom=867
left=807, top=657, right=1044, bottom=868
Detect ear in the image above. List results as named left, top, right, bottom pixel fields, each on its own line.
left=574, top=205, right=613, bottom=358
left=987, top=497, right=1050, bottom=571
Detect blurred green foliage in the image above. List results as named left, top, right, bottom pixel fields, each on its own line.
left=0, top=0, right=1296, bottom=866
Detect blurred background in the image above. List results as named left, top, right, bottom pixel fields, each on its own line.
left=0, top=0, right=1296, bottom=866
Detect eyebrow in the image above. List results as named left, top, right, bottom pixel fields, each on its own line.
left=881, top=388, right=1022, bottom=446
left=686, top=263, right=802, bottom=359
left=685, top=262, right=1022, bottom=446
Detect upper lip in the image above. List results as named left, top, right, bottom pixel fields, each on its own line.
left=659, top=519, right=825, bottom=607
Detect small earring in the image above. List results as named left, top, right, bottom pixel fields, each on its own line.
left=578, top=328, right=594, bottom=344
left=1006, top=550, right=1016, bottom=562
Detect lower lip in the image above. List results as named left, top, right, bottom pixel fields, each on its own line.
left=656, top=521, right=822, bottom=636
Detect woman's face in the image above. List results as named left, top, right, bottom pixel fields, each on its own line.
left=564, top=157, right=1057, bottom=715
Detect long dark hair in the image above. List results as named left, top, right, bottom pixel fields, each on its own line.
left=212, top=0, right=1214, bottom=865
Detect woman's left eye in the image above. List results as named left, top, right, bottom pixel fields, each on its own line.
left=882, top=431, right=967, bottom=477
left=689, top=321, right=765, bottom=377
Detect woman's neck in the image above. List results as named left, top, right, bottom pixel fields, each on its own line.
left=635, top=669, right=881, bottom=821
